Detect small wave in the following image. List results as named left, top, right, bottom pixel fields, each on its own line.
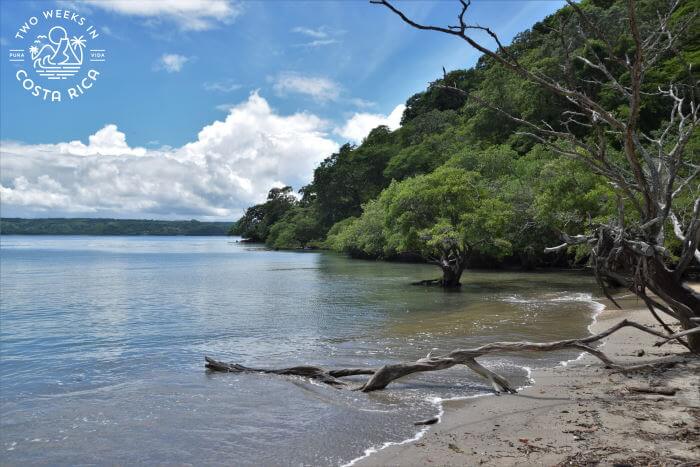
left=548, top=292, right=595, bottom=302
left=503, top=292, right=606, bottom=325
left=560, top=296, right=606, bottom=367
left=344, top=363, right=537, bottom=467
left=342, top=394, right=451, bottom=467
left=350, top=294, right=603, bottom=467
left=503, top=291, right=600, bottom=305
left=342, top=421, right=432, bottom=467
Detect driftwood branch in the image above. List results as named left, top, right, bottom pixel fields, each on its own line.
left=626, top=385, right=678, bottom=396
left=205, top=319, right=681, bottom=394
left=655, top=326, right=700, bottom=347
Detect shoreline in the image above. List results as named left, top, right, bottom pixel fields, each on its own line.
left=346, top=293, right=604, bottom=467
left=356, top=288, right=699, bottom=466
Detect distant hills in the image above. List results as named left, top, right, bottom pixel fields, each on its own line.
left=0, top=218, right=232, bottom=236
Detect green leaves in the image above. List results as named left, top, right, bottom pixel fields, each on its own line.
left=231, top=186, right=297, bottom=241
left=330, top=166, right=513, bottom=264
left=232, top=0, right=695, bottom=270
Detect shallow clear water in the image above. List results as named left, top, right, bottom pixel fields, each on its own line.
left=0, top=236, right=600, bottom=465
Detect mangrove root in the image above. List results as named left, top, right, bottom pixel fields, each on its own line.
left=411, top=278, right=445, bottom=286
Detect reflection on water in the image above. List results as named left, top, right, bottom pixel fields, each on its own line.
left=0, top=236, right=599, bottom=465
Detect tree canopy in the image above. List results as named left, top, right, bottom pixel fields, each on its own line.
left=230, top=0, right=698, bottom=291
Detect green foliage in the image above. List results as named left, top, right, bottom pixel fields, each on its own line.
left=1, top=218, right=231, bottom=236
left=325, top=199, right=389, bottom=258
left=266, top=206, right=325, bottom=249
left=384, top=130, right=457, bottom=180
left=401, top=70, right=477, bottom=124
left=307, top=133, right=399, bottom=229
left=330, top=167, right=513, bottom=264
left=231, top=0, right=696, bottom=271
left=230, top=186, right=297, bottom=241
left=446, top=144, right=517, bottom=180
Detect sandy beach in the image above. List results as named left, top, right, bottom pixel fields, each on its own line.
left=359, top=289, right=700, bottom=466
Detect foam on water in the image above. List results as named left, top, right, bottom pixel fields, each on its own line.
left=348, top=293, right=603, bottom=467
left=560, top=295, right=606, bottom=367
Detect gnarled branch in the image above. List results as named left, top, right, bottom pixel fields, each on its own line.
left=205, top=319, right=683, bottom=394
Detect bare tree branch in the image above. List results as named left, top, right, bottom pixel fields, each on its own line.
left=205, top=319, right=691, bottom=394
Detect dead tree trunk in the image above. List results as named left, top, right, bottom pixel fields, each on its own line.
left=571, top=227, right=700, bottom=351
left=205, top=319, right=686, bottom=393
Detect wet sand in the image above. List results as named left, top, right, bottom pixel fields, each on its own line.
left=359, top=288, right=700, bottom=466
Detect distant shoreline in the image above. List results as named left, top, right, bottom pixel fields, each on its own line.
left=0, top=218, right=233, bottom=236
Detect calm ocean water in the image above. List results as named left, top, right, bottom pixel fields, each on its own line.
left=0, top=236, right=600, bottom=465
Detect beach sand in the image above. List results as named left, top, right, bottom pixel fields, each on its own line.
left=358, top=289, right=699, bottom=466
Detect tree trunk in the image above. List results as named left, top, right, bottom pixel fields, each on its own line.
left=439, top=261, right=464, bottom=287
left=594, top=230, right=700, bottom=353
left=646, top=257, right=700, bottom=352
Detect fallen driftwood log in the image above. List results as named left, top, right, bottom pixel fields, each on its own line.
left=414, top=417, right=439, bottom=426
left=626, top=385, right=678, bottom=396
left=205, top=319, right=687, bottom=394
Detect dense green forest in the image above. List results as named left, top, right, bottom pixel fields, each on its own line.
left=1, top=218, right=231, bottom=236
left=231, top=0, right=699, bottom=284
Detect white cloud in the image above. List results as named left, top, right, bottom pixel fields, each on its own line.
left=99, top=26, right=124, bottom=40
left=272, top=72, right=340, bottom=103
left=57, top=124, right=148, bottom=156
left=84, top=0, right=242, bottom=31
left=295, top=39, right=339, bottom=48
left=204, top=80, right=242, bottom=92
left=291, top=26, right=328, bottom=39
left=334, top=104, right=405, bottom=143
left=291, top=26, right=343, bottom=47
left=155, top=53, right=190, bottom=73
left=0, top=93, right=339, bottom=220
left=350, top=98, right=376, bottom=109
left=215, top=103, right=235, bottom=112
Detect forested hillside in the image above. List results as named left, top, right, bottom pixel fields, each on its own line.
left=231, top=0, right=699, bottom=284
left=1, top=218, right=231, bottom=236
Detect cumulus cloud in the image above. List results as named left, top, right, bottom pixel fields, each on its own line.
left=0, top=93, right=338, bottom=220
left=272, top=72, right=340, bottom=103
left=155, top=53, right=190, bottom=73
left=57, top=124, right=148, bottom=156
left=334, top=104, right=405, bottom=143
left=84, top=0, right=242, bottom=31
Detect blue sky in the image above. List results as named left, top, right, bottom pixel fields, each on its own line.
left=0, top=0, right=565, bottom=219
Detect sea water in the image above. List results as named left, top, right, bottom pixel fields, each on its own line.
left=0, top=236, right=599, bottom=465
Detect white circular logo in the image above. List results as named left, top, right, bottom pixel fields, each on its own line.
left=7, top=8, right=107, bottom=102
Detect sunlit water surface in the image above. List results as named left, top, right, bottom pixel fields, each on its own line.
left=0, top=236, right=600, bottom=465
